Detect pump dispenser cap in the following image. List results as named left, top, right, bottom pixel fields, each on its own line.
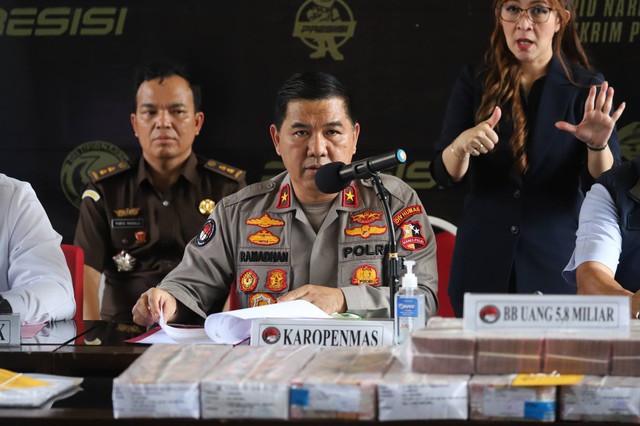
left=402, top=260, right=418, bottom=288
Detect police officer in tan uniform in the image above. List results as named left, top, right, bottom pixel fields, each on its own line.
left=75, top=63, right=246, bottom=321
left=132, top=72, right=437, bottom=326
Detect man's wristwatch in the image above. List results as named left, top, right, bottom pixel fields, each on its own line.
left=0, top=295, right=13, bottom=314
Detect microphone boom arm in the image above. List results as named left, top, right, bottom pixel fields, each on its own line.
left=369, top=172, right=403, bottom=318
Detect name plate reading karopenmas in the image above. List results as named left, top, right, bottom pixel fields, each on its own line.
left=463, top=294, right=630, bottom=331
left=0, top=313, right=20, bottom=346
left=251, top=318, right=394, bottom=347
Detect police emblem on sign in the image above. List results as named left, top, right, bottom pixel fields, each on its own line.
left=195, top=219, right=216, bottom=246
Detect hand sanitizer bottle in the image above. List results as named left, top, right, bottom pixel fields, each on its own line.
left=394, top=260, right=426, bottom=345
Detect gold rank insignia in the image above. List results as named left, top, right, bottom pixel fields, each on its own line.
left=113, top=207, right=141, bottom=218
left=199, top=199, right=216, bottom=215
left=351, top=265, right=380, bottom=286
left=345, top=224, right=387, bottom=239
left=246, top=213, right=285, bottom=228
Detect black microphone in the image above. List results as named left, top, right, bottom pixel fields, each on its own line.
left=314, top=149, right=407, bottom=194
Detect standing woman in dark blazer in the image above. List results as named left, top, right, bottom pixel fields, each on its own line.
left=430, top=0, right=626, bottom=316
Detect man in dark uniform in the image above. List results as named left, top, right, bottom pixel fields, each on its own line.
left=75, top=63, right=246, bottom=321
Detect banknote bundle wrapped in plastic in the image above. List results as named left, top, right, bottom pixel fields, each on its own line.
left=560, top=376, right=640, bottom=423
left=475, top=331, right=544, bottom=374
left=200, top=345, right=318, bottom=420
left=543, top=331, right=611, bottom=375
left=469, top=375, right=556, bottom=422
left=113, top=344, right=232, bottom=418
left=409, top=328, right=476, bottom=374
left=610, top=323, right=640, bottom=376
left=378, top=359, right=469, bottom=421
left=290, top=346, right=394, bottom=420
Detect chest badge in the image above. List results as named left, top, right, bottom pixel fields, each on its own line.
left=345, top=224, right=387, bottom=239
left=266, top=269, right=288, bottom=292
left=239, top=270, right=259, bottom=292
left=112, top=250, right=136, bottom=272
left=351, top=265, right=380, bottom=286
left=113, top=207, right=141, bottom=218
left=248, top=292, right=277, bottom=307
left=246, top=213, right=285, bottom=228
left=350, top=210, right=383, bottom=224
left=199, top=199, right=216, bottom=215
left=248, top=229, right=280, bottom=246
left=134, top=231, right=147, bottom=244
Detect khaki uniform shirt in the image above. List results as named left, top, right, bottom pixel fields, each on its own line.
left=74, top=153, right=246, bottom=321
left=159, top=172, right=438, bottom=319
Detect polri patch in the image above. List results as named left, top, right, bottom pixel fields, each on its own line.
left=400, top=221, right=427, bottom=251
left=195, top=218, right=216, bottom=246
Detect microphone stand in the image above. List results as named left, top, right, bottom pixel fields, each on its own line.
left=368, top=172, right=403, bottom=318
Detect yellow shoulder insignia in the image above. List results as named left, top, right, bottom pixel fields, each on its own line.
left=204, top=159, right=246, bottom=182
left=90, top=161, right=131, bottom=182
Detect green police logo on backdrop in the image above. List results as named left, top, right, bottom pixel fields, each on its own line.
left=60, top=141, right=130, bottom=208
left=292, top=0, right=356, bottom=61
left=619, top=122, right=640, bottom=161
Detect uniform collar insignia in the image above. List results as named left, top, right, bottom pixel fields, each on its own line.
left=277, top=184, right=291, bottom=209
left=342, top=184, right=359, bottom=207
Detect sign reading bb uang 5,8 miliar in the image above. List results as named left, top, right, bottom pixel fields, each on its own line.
left=463, top=294, right=631, bottom=332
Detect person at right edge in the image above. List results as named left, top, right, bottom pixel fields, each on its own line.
left=430, top=0, right=625, bottom=317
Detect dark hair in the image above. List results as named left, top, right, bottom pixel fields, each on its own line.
left=274, top=71, right=356, bottom=130
left=132, top=62, right=202, bottom=112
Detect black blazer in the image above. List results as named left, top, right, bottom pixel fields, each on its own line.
left=431, top=55, right=622, bottom=316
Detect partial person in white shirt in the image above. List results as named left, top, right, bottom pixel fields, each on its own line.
left=563, top=158, right=640, bottom=319
left=0, top=173, right=75, bottom=324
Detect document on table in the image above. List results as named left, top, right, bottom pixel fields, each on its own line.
left=127, top=300, right=331, bottom=345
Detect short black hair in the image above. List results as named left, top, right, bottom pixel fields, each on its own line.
left=274, top=71, right=356, bottom=130
left=132, top=62, right=202, bottom=112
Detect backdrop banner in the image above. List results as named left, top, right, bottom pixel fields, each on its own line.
left=1, top=0, right=638, bottom=241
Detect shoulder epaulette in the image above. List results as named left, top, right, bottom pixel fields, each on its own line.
left=204, top=159, right=246, bottom=182
left=90, top=161, right=131, bottom=183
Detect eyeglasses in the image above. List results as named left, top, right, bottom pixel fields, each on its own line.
left=500, top=4, right=555, bottom=24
